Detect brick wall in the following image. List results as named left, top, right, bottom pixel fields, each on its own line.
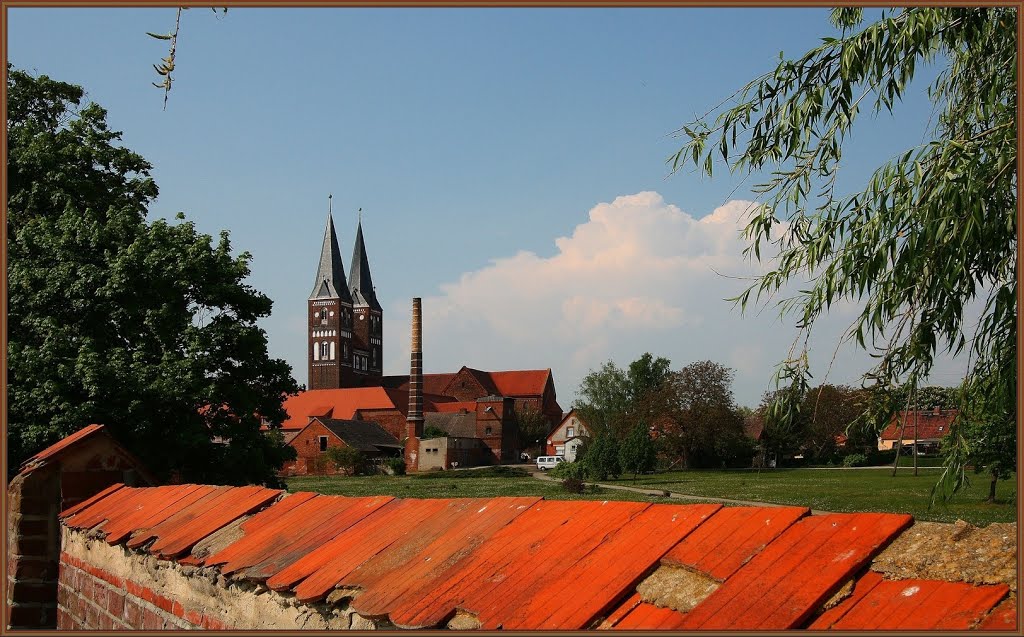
left=6, top=467, right=61, bottom=629
left=58, top=527, right=384, bottom=630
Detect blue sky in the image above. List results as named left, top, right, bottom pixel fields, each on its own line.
left=8, top=7, right=967, bottom=407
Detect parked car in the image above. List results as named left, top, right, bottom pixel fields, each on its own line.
left=535, top=456, right=564, bottom=471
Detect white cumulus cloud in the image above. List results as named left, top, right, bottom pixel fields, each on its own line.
left=383, top=191, right=968, bottom=407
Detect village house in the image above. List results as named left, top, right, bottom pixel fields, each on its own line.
left=546, top=409, right=590, bottom=460
left=877, top=408, right=958, bottom=454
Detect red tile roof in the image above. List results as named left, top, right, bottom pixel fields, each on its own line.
left=59, top=486, right=1011, bottom=631
left=433, top=401, right=478, bottom=413
left=879, top=409, right=958, bottom=441
left=280, top=388, right=398, bottom=429
left=487, top=369, right=551, bottom=397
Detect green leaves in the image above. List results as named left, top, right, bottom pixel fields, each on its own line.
left=668, top=8, right=1016, bottom=498
left=7, top=68, right=299, bottom=485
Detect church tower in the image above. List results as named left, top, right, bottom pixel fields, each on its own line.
left=348, top=217, right=383, bottom=380
left=307, top=201, right=354, bottom=389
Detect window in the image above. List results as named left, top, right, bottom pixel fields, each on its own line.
left=318, top=436, right=328, bottom=452
left=313, top=342, right=320, bottom=361
left=567, top=427, right=575, bottom=438
left=320, top=310, right=328, bottom=325
left=329, top=341, right=336, bottom=360
left=485, top=427, right=493, bottom=436
left=320, top=342, right=329, bottom=359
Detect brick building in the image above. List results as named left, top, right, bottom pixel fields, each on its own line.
left=279, top=417, right=402, bottom=477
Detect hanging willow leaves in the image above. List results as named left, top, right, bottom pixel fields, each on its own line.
left=148, top=8, right=228, bottom=109
left=669, top=8, right=1016, bottom=500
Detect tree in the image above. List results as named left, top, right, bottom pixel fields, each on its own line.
left=7, top=66, right=299, bottom=485
left=515, top=404, right=550, bottom=456
left=422, top=425, right=449, bottom=439
left=670, top=8, right=1015, bottom=497
left=574, top=353, right=673, bottom=440
left=626, top=353, right=672, bottom=403
left=580, top=431, right=620, bottom=481
left=573, top=360, right=630, bottom=438
left=618, top=423, right=656, bottom=482
left=655, top=361, right=750, bottom=469
left=802, top=384, right=866, bottom=461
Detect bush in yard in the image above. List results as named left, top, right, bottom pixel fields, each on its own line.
left=325, top=446, right=366, bottom=475
left=561, top=478, right=586, bottom=494
left=549, top=460, right=586, bottom=480
left=383, top=457, right=406, bottom=476
left=843, top=453, right=867, bottom=468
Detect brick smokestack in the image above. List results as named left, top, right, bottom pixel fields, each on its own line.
left=404, top=298, right=424, bottom=470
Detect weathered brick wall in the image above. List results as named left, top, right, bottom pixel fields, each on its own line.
left=57, top=527, right=385, bottom=630
left=6, top=467, right=61, bottom=629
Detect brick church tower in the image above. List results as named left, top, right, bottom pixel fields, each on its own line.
left=307, top=202, right=383, bottom=389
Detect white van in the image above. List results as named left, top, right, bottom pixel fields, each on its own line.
left=536, top=456, right=565, bottom=471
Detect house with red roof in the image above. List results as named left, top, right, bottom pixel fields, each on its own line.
left=546, top=409, right=590, bottom=460
left=878, top=408, right=958, bottom=453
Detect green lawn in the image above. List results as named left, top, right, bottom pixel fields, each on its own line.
left=285, top=465, right=1016, bottom=526
left=285, top=466, right=677, bottom=504
left=604, top=468, right=1016, bottom=525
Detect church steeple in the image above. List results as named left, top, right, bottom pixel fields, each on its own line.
left=348, top=219, right=382, bottom=312
left=309, top=204, right=352, bottom=303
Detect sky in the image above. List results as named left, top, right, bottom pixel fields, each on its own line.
left=7, top=7, right=971, bottom=408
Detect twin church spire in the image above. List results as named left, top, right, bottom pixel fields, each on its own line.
left=307, top=197, right=383, bottom=390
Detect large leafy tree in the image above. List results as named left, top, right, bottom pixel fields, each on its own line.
left=574, top=353, right=672, bottom=440
left=7, top=66, right=299, bottom=484
left=653, top=361, right=751, bottom=469
left=671, top=8, right=1016, bottom=496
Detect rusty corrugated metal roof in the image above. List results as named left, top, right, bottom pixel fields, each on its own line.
left=60, top=487, right=1014, bottom=631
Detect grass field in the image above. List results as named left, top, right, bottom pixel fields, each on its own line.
left=285, top=465, right=1016, bottom=526
left=286, top=466, right=677, bottom=504
left=605, top=468, right=1016, bottom=525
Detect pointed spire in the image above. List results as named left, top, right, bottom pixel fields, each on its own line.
left=348, top=216, right=382, bottom=311
left=309, top=195, right=353, bottom=302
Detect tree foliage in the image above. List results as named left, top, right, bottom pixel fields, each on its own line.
left=580, top=431, right=620, bottom=481
left=515, top=404, right=551, bottom=454
left=653, top=361, right=752, bottom=469
left=574, top=353, right=671, bottom=439
left=324, top=445, right=365, bottom=476
left=618, top=423, right=656, bottom=482
left=670, top=8, right=1016, bottom=496
left=7, top=66, right=299, bottom=485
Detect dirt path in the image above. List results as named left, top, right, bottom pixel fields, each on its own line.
left=528, top=470, right=831, bottom=515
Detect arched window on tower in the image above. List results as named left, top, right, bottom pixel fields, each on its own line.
left=313, top=341, right=320, bottom=361
left=329, top=341, right=336, bottom=360
left=321, top=342, right=329, bottom=359
left=321, top=309, right=328, bottom=325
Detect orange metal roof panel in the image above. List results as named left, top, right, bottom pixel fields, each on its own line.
left=352, top=497, right=541, bottom=625
left=979, top=597, right=1018, bottom=631
left=197, top=491, right=320, bottom=567
left=663, top=505, right=807, bottom=581
left=828, top=578, right=1009, bottom=630
left=59, top=482, right=125, bottom=519
left=679, top=512, right=912, bottom=630
left=501, top=503, right=721, bottom=630
left=440, top=500, right=653, bottom=630
left=282, top=498, right=452, bottom=601
left=230, top=495, right=394, bottom=580
left=612, top=602, right=688, bottom=630
left=807, top=568, right=883, bottom=629
left=103, top=484, right=215, bottom=544
left=125, top=486, right=281, bottom=558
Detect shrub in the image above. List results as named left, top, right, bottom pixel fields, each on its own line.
left=325, top=446, right=366, bottom=475
left=550, top=460, right=586, bottom=480
left=383, top=457, right=406, bottom=476
left=843, top=453, right=867, bottom=468
left=619, top=424, right=657, bottom=481
left=561, top=478, right=586, bottom=494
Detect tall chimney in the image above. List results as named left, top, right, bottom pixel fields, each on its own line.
left=405, top=298, right=424, bottom=470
